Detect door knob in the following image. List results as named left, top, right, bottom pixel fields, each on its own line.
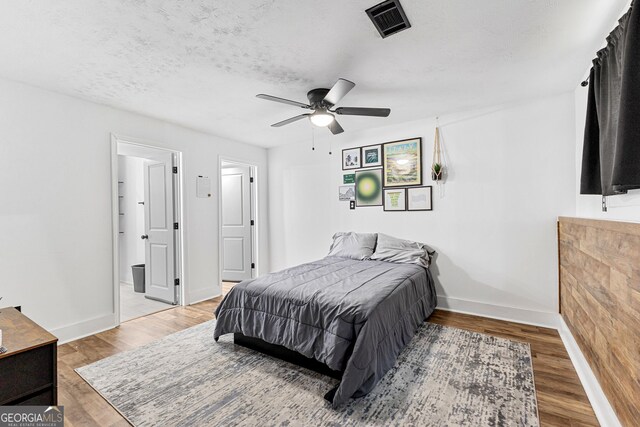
left=141, top=234, right=149, bottom=240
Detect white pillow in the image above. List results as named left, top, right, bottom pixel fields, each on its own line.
left=327, top=232, right=377, bottom=260
left=370, top=233, right=435, bottom=267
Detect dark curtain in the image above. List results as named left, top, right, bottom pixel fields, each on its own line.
left=581, top=3, right=640, bottom=195
left=580, top=68, right=601, bottom=194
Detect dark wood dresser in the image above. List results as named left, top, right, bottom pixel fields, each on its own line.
left=0, top=307, right=58, bottom=405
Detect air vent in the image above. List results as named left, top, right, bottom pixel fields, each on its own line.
left=366, top=0, right=411, bottom=38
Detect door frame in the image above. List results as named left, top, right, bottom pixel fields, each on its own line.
left=111, top=134, right=186, bottom=326
left=218, top=156, right=259, bottom=288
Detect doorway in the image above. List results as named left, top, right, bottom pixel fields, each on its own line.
left=219, top=159, right=257, bottom=289
left=112, top=135, right=184, bottom=324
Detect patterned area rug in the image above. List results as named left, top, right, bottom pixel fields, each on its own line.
left=76, top=321, right=539, bottom=426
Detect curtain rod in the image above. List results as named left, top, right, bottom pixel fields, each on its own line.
left=581, top=1, right=634, bottom=87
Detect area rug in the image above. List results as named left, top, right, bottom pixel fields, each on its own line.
left=76, top=321, right=539, bottom=426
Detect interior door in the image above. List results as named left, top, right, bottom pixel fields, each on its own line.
left=221, top=165, right=253, bottom=282
left=143, top=153, right=177, bottom=304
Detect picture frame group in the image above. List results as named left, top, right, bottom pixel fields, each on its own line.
left=341, top=137, right=432, bottom=212
left=383, top=186, right=433, bottom=211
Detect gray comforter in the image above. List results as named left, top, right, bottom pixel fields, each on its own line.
left=213, top=256, right=437, bottom=408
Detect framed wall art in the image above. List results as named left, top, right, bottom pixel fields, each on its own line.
left=382, top=137, right=422, bottom=187
left=343, top=173, right=356, bottom=184
left=383, top=188, right=407, bottom=211
left=355, top=168, right=383, bottom=207
left=361, top=144, right=382, bottom=168
left=339, top=185, right=355, bottom=201
left=407, top=186, right=432, bottom=211
left=342, top=148, right=361, bottom=170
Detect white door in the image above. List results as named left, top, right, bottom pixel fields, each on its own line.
left=143, top=153, right=177, bottom=304
left=221, top=166, right=253, bottom=282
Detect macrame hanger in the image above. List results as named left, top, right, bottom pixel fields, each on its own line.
left=432, top=116, right=446, bottom=198
left=432, top=117, right=442, bottom=176
left=435, top=117, right=441, bottom=165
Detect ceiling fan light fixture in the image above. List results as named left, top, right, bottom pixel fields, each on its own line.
left=309, top=110, right=335, bottom=127
left=257, top=78, right=390, bottom=136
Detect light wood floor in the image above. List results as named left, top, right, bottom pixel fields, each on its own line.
left=58, top=295, right=598, bottom=426
left=221, top=281, right=237, bottom=295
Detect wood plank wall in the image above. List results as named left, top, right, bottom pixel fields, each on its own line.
left=558, top=217, right=640, bottom=427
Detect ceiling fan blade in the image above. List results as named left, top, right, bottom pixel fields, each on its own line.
left=327, top=119, right=344, bottom=135
left=323, top=78, right=356, bottom=106
left=334, top=107, right=391, bottom=117
left=271, top=114, right=311, bottom=127
left=256, top=94, right=310, bottom=109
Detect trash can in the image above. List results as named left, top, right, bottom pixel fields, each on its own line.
left=132, top=264, right=145, bottom=293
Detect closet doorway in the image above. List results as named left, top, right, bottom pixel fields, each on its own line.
left=219, top=159, right=258, bottom=289
left=112, top=135, right=184, bottom=324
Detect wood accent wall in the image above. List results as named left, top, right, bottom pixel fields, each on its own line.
left=558, top=217, right=640, bottom=426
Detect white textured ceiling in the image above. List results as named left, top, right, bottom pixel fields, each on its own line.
left=0, top=0, right=629, bottom=147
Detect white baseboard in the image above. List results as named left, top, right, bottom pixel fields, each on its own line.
left=436, top=296, right=560, bottom=328
left=51, top=313, right=117, bottom=345
left=557, top=317, right=622, bottom=427
left=49, top=286, right=220, bottom=344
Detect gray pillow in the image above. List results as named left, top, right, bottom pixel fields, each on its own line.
left=370, top=233, right=435, bottom=267
left=327, top=232, right=378, bottom=260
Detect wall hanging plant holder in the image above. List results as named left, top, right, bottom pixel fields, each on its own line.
left=431, top=125, right=444, bottom=181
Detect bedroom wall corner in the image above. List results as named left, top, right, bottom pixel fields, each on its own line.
left=267, top=92, right=577, bottom=321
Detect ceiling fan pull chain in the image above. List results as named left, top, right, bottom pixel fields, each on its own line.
left=311, top=127, right=315, bottom=151
left=329, top=136, right=332, bottom=155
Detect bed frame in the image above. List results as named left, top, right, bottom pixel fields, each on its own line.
left=233, top=333, right=343, bottom=380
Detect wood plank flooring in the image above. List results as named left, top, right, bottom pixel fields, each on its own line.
left=58, top=297, right=599, bottom=426
left=221, top=281, right=237, bottom=295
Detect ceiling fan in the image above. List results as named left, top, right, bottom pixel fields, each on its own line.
left=256, top=78, right=391, bottom=135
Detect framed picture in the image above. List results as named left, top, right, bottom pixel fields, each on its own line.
left=361, top=144, right=382, bottom=168
left=355, top=168, right=383, bottom=207
left=343, top=173, right=355, bottom=184
left=339, top=185, right=355, bottom=201
left=383, top=188, right=407, bottom=211
left=382, top=138, right=422, bottom=187
left=342, top=148, right=361, bottom=170
left=407, top=186, right=432, bottom=211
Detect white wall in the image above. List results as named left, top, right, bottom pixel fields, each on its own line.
left=117, top=155, right=146, bottom=284
left=268, top=93, right=577, bottom=320
left=0, top=77, right=269, bottom=342
left=574, top=87, right=640, bottom=221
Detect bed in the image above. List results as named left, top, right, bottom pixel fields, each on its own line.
left=213, top=234, right=437, bottom=408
